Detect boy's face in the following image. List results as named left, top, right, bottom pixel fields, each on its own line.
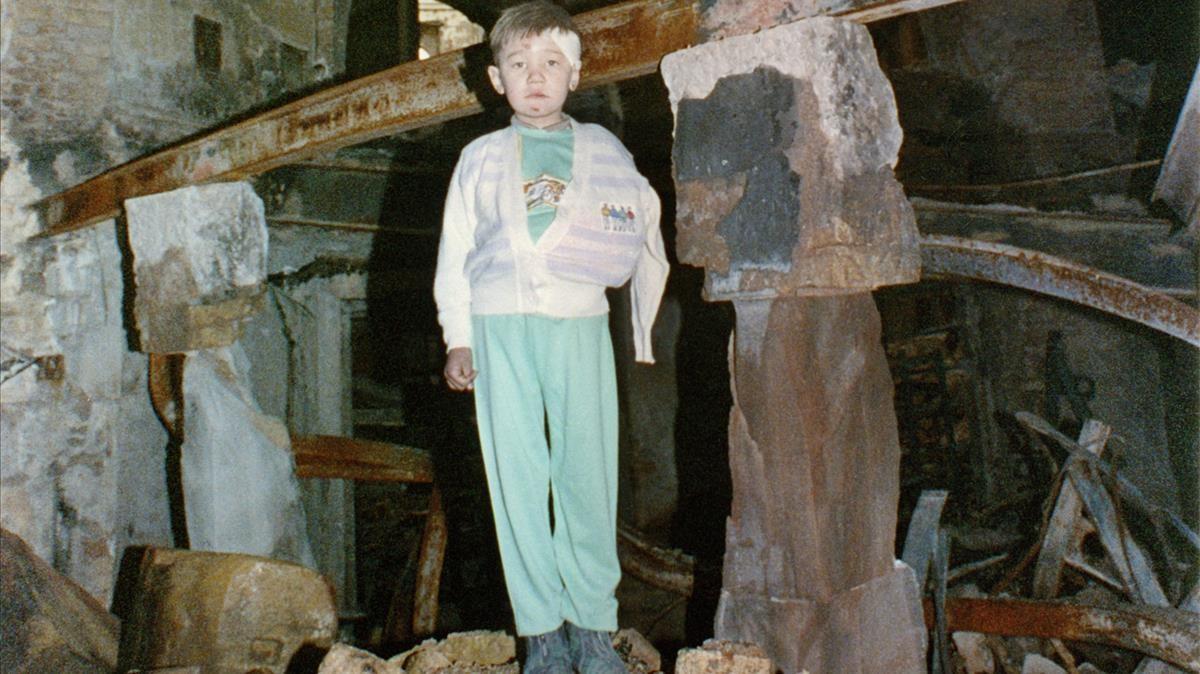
left=488, top=31, right=580, bottom=128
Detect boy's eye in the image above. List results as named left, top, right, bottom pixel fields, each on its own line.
left=547, top=59, right=559, bottom=66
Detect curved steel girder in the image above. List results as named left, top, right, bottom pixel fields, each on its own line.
left=920, top=235, right=1200, bottom=347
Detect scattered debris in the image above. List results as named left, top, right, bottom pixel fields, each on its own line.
left=674, top=640, right=772, bottom=674
left=952, top=631, right=996, bottom=674
left=317, top=643, right=402, bottom=674
left=895, top=410, right=1200, bottom=673
left=386, top=630, right=518, bottom=674
left=614, top=627, right=663, bottom=673
left=1023, top=653, right=1068, bottom=674
left=438, top=630, right=517, bottom=667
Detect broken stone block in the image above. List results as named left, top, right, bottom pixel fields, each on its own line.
left=125, top=182, right=267, bottom=352
left=715, top=541, right=926, bottom=673
left=1022, top=653, right=1068, bottom=674
left=403, top=642, right=455, bottom=673
left=661, top=17, right=919, bottom=300
left=116, top=547, right=337, bottom=674
left=614, top=628, right=661, bottom=672
left=440, top=630, right=517, bottom=666
left=675, top=640, right=772, bottom=674
left=0, top=528, right=120, bottom=674
left=952, top=632, right=996, bottom=674
left=182, top=346, right=314, bottom=566
left=319, top=643, right=402, bottom=674
left=389, top=634, right=521, bottom=674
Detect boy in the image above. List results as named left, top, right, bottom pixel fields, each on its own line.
left=432, top=2, right=668, bottom=673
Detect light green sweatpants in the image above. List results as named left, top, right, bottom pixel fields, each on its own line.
left=471, top=313, right=621, bottom=636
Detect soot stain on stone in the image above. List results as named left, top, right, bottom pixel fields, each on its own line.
left=674, top=66, right=802, bottom=270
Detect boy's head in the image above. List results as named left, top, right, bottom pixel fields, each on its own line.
left=487, top=1, right=582, bottom=128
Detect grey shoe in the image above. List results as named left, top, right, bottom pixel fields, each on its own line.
left=524, top=625, right=572, bottom=674
left=565, top=622, right=626, bottom=674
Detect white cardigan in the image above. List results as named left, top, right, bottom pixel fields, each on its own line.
left=434, top=119, right=669, bottom=363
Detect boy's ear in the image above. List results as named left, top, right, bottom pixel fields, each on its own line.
left=487, top=65, right=505, bottom=95
left=569, top=65, right=580, bottom=91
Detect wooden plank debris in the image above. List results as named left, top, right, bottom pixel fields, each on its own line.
left=1032, top=420, right=1111, bottom=598
left=902, top=489, right=949, bottom=591
left=946, top=553, right=1009, bottom=584
left=1015, top=412, right=1200, bottom=552
left=290, top=434, right=444, bottom=638
left=1063, top=551, right=1125, bottom=593
left=411, top=486, right=447, bottom=637
left=1066, top=458, right=1169, bottom=606
left=290, top=434, right=434, bottom=483
left=931, top=530, right=952, bottom=674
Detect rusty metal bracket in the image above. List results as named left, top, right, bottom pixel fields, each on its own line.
left=920, top=235, right=1200, bottom=347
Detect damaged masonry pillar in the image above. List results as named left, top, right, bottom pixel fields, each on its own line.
left=662, top=18, right=926, bottom=673
left=124, top=183, right=314, bottom=567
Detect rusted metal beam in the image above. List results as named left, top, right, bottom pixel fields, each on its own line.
left=920, top=235, right=1200, bottom=347
left=35, top=0, right=965, bottom=237
left=33, top=0, right=698, bottom=237
left=926, top=596, right=1200, bottom=672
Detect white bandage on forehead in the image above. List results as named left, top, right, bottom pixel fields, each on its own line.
left=543, top=27, right=581, bottom=70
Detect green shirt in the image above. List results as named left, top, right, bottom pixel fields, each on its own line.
left=516, top=123, right=574, bottom=243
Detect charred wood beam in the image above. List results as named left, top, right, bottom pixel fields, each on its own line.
left=410, top=485, right=446, bottom=637
left=34, top=0, right=963, bottom=237
left=290, top=434, right=433, bottom=483
left=290, top=434, right=443, bottom=639
left=926, top=596, right=1200, bottom=672
left=920, top=235, right=1200, bottom=347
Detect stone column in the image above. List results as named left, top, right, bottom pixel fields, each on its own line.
left=662, top=18, right=926, bottom=672
left=125, top=182, right=315, bottom=568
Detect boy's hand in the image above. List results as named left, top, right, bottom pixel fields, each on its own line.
left=444, top=347, right=477, bottom=391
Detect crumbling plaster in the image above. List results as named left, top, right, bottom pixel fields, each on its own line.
left=1, top=129, right=171, bottom=601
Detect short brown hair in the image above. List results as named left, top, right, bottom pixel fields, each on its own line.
left=489, top=1, right=579, bottom=62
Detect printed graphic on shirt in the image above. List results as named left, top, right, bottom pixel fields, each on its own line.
left=524, top=173, right=568, bottom=212
left=601, top=203, right=638, bottom=233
